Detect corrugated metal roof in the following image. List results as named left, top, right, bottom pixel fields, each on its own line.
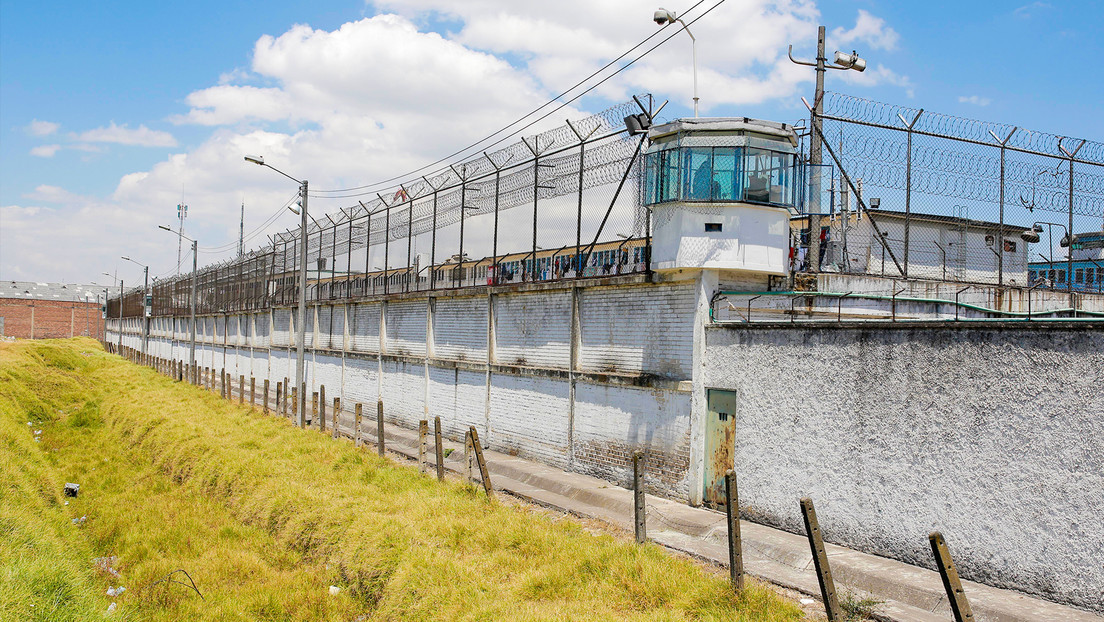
left=2, top=281, right=103, bottom=302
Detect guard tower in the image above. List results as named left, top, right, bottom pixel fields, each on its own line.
left=643, top=117, right=799, bottom=275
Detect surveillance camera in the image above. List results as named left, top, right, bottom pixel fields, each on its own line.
left=654, top=8, right=673, bottom=25
left=833, top=50, right=867, bottom=72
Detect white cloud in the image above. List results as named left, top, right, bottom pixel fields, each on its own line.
left=958, top=95, right=991, bottom=106
left=73, top=122, right=178, bottom=147
left=1014, top=2, right=1051, bottom=19
left=27, top=119, right=60, bottom=136
left=831, top=9, right=900, bottom=51
left=837, top=64, right=915, bottom=98
left=23, top=185, right=87, bottom=204
left=218, top=67, right=252, bottom=84
left=30, top=144, right=61, bottom=158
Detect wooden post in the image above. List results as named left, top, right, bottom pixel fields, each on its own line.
left=434, top=416, right=445, bottom=482
left=800, top=498, right=842, bottom=621
left=354, top=403, right=363, bottom=447
left=276, top=382, right=283, bottom=416
left=319, top=386, right=326, bottom=432
left=221, top=368, right=226, bottom=399
left=376, top=399, right=385, bottom=456
left=250, top=376, right=256, bottom=406
left=263, top=379, right=270, bottom=413
left=291, top=386, right=298, bottom=423
left=300, top=382, right=307, bottom=428
left=312, top=391, right=319, bottom=429
left=725, top=470, right=744, bottom=590
left=633, top=451, right=646, bottom=544
left=418, top=420, right=428, bottom=473
left=930, top=532, right=975, bottom=622
left=465, top=430, right=474, bottom=483
left=332, top=397, right=340, bottom=439
left=239, top=375, right=244, bottom=404
left=468, top=426, right=492, bottom=497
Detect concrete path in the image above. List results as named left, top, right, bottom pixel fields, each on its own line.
left=239, top=386, right=1100, bottom=622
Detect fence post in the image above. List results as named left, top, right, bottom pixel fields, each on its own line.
left=332, top=397, right=340, bottom=439
left=468, top=426, right=492, bottom=497
left=300, top=382, right=307, bottom=429
left=276, top=382, right=283, bottom=416
left=725, top=470, right=744, bottom=590
left=376, top=399, right=385, bottom=456
left=464, top=430, right=474, bottom=483
left=220, top=368, right=226, bottom=399
left=239, top=375, right=244, bottom=404
left=929, top=531, right=975, bottom=622
left=312, top=391, right=319, bottom=429
left=291, top=386, right=298, bottom=423
left=354, top=403, right=363, bottom=447
left=418, top=420, right=428, bottom=473
left=319, top=386, right=326, bottom=432
left=800, top=497, right=842, bottom=621
left=633, top=451, right=646, bottom=544
left=434, top=416, right=445, bottom=482
left=250, top=376, right=256, bottom=407
left=263, top=379, right=269, bottom=413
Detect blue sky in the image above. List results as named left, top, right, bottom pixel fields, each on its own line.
left=2, top=0, right=1101, bottom=284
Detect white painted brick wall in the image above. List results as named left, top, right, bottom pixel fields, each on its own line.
left=494, top=291, right=570, bottom=368
left=428, top=365, right=485, bottom=440
left=488, top=373, right=569, bottom=469
left=312, top=353, right=344, bottom=411
left=385, top=300, right=427, bottom=357
left=273, top=309, right=291, bottom=347
left=317, top=306, right=334, bottom=350
left=432, top=297, right=487, bottom=361
left=343, top=355, right=379, bottom=409
left=578, top=283, right=695, bottom=379
left=349, top=303, right=380, bottom=353
left=380, top=359, right=426, bottom=425
left=572, top=381, right=692, bottom=499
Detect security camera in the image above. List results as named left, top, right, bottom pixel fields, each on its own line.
left=654, top=8, right=675, bottom=25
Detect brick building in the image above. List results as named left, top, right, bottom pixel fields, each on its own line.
left=0, top=281, right=105, bottom=340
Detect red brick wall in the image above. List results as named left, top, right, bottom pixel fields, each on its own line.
left=0, top=299, right=105, bottom=340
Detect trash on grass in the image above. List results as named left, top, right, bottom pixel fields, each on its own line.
left=329, top=585, right=341, bottom=595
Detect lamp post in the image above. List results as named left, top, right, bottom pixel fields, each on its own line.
left=121, top=256, right=150, bottom=356
left=789, top=27, right=867, bottom=272
left=245, top=155, right=309, bottom=427
left=653, top=8, right=699, bottom=118
left=159, top=226, right=198, bottom=381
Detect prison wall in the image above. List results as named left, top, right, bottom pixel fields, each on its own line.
left=702, top=322, right=1104, bottom=611
left=108, top=277, right=700, bottom=500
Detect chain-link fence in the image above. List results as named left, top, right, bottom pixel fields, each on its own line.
left=800, top=92, right=1104, bottom=294
left=108, top=97, right=656, bottom=319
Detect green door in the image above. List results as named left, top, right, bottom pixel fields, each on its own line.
left=704, top=389, right=738, bottom=508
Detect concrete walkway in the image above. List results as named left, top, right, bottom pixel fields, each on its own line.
left=238, top=384, right=1099, bottom=622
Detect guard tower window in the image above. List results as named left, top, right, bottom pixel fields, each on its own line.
left=644, top=145, right=795, bottom=207
left=705, top=223, right=722, bottom=232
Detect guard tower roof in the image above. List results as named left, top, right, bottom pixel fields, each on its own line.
left=648, top=117, right=798, bottom=147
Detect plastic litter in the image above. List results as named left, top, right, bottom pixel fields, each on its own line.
left=329, top=585, right=341, bottom=595
left=71, top=516, right=87, bottom=525
left=107, top=586, right=126, bottom=596
left=64, top=483, right=80, bottom=497
left=106, top=602, right=117, bottom=614
left=799, top=598, right=816, bottom=605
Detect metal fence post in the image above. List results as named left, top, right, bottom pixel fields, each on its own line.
left=434, top=416, right=445, bottom=482
left=800, top=497, right=841, bottom=621
left=929, top=531, right=975, bottom=622
left=376, top=399, right=385, bottom=456
left=633, top=451, right=646, bottom=544
left=725, top=470, right=744, bottom=590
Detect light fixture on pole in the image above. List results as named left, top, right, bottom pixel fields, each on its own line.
left=102, top=271, right=124, bottom=352
left=121, top=256, right=151, bottom=357
left=653, top=8, right=699, bottom=118
left=1021, top=221, right=1078, bottom=302
left=245, top=154, right=309, bottom=428
left=159, top=225, right=199, bottom=380
left=788, top=27, right=868, bottom=273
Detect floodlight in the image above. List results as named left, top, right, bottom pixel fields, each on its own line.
left=833, top=50, right=867, bottom=72
left=244, top=155, right=264, bottom=165
left=1020, top=229, right=1040, bottom=243
left=1032, top=223, right=1044, bottom=233
left=1060, top=234, right=1078, bottom=248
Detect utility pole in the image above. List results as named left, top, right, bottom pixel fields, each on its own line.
left=239, top=200, right=245, bottom=257
left=296, top=180, right=308, bottom=426
left=176, top=201, right=188, bottom=279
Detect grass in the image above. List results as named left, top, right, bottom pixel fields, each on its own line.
left=0, top=338, right=805, bottom=621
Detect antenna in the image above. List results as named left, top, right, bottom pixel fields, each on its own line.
left=176, top=190, right=188, bottom=279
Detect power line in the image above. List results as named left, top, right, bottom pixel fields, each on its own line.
left=309, top=0, right=712, bottom=196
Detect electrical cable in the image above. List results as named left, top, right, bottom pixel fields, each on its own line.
left=198, top=190, right=301, bottom=254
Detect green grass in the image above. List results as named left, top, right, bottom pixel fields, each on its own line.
left=0, top=338, right=805, bottom=621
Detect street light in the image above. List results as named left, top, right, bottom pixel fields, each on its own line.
left=159, top=225, right=198, bottom=382
left=653, top=8, right=699, bottom=118
left=245, top=154, right=309, bottom=427
left=121, top=255, right=150, bottom=357
left=789, top=27, right=868, bottom=272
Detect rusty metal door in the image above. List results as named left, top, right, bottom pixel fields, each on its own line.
left=704, top=389, right=738, bottom=508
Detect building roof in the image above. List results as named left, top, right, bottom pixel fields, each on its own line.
left=855, top=209, right=1032, bottom=232
left=648, top=117, right=799, bottom=146
left=2, top=281, right=103, bottom=302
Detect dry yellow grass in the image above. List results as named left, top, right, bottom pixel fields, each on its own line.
left=0, top=338, right=804, bottom=621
